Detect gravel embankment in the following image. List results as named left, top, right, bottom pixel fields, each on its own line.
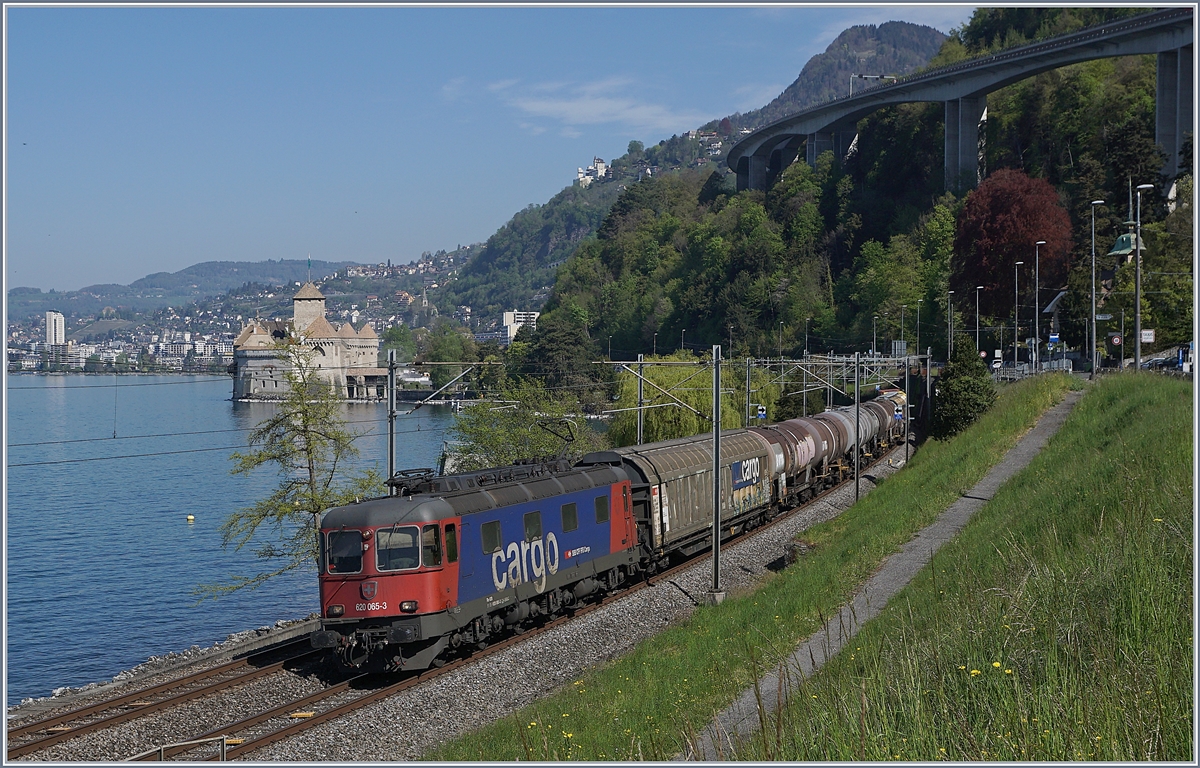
left=10, top=448, right=907, bottom=762
left=252, top=450, right=909, bottom=762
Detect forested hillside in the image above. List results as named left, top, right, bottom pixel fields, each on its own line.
left=435, top=20, right=947, bottom=322
left=526, top=6, right=1190, bottom=369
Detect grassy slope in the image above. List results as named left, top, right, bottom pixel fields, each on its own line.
left=428, top=373, right=1077, bottom=761
left=738, top=373, right=1193, bottom=761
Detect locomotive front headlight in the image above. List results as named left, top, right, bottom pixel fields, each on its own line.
left=327, top=604, right=345, bottom=617
left=399, top=600, right=419, bottom=613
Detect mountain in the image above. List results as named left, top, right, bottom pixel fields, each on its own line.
left=7, top=259, right=356, bottom=318
left=728, top=22, right=947, bottom=131
left=434, top=21, right=947, bottom=321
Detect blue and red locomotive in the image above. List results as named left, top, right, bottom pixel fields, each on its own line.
left=310, top=390, right=907, bottom=671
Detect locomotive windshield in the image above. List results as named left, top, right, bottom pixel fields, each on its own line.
left=328, top=530, right=363, bottom=574
left=377, top=525, right=421, bottom=571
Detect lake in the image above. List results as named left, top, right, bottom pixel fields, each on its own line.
left=5, top=374, right=454, bottom=702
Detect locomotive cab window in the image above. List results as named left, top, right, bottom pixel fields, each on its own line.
left=445, top=524, right=458, bottom=563
left=376, top=526, right=420, bottom=571
left=422, top=524, right=443, bottom=567
left=524, top=511, right=542, bottom=542
left=594, top=495, right=609, bottom=524
left=328, top=530, right=363, bottom=574
left=561, top=502, right=578, bottom=532
left=481, top=521, right=501, bottom=554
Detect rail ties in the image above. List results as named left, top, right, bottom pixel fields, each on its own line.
left=5, top=640, right=316, bottom=760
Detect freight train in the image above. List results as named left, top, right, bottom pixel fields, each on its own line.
left=310, top=389, right=907, bottom=671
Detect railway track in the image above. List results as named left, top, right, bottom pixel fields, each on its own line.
left=142, top=444, right=909, bottom=761
left=5, top=638, right=316, bottom=760
left=10, top=443, right=907, bottom=761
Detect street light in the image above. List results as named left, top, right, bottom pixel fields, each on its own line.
left=1014, top=262, right=1024, bottom=369
left=653, top=332, right=657, bottom=356
left=681, top=328, right=686, bottom=353
left=872, top=315, right=879, bottom=356
left=608, top=335, right=612, bottom=360
left=805, top=317, right=811, bottom=357
left=1034, top=240, right=1046, bottom=371
left=1090, top=200, right=1104, bottom=379
left=1135, top=183, right=1154, bottom=369
left=947, top=290, right=955, bottom=357
left=975, top=286, right=984, bottom=350
left=900, top=305, right=906, bottom=350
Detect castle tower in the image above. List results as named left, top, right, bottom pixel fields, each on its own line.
left=292, top=282, right=326, bottom=334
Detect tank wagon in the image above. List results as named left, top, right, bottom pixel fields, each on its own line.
left=311, top=390, right=907, bottom=671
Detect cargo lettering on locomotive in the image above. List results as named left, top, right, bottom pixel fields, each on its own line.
left=490, top=533, right=560, bottom=593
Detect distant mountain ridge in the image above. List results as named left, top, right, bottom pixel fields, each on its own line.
left=8, top=259, right=356, bottom=318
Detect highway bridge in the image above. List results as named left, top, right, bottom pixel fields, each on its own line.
left=728, top=8, right=1193, bottom=192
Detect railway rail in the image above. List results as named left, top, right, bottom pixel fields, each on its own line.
left=9, top=442, right=907, bottom=762
left=5, top=639, right=315, bottom=760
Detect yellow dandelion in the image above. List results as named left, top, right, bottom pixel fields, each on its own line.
left=958, top=665, right=966, bottom=670
left=992, top=661, right=1001, bottom=668
left=1005, top=669, right=1013, bottom=674
left=1154, top=518, right=1163, bottom=522
left=970, top=669, right=981, bottom=676
left=562, top=713, right=569, bottom=717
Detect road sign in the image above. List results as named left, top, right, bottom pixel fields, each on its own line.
left=756, top=404, right=766, bottom=419
left=1141, top=329, right=1155, bottom=343
left=1097, top=313, right=1113, bottom=320
left=1110, top=334, right=1122, bottom=346
left=1049, top=333, right=1059, bottom=344
left=979, top=350, right=987, bottom=358
left=994, top=349, right=1002, bottom=358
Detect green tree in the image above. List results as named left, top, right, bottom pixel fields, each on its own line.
left=380, top=323, right=416, bottom=364
left=444, top=382, right=609, bottom=472
left=198, top=344, right=381, bottom=597
left=930, top=334, right=997, bottom=439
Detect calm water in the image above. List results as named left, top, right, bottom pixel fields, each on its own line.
left=5, top=374, right=453, bottom=702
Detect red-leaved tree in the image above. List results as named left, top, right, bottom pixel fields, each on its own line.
left=952, top=169, right=1074, bottom=318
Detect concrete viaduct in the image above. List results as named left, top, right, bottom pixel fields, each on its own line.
left=728, top=8, right=1194, bottom=193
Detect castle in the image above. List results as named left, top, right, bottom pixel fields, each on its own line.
left=231, top=283, right=384, bottom=400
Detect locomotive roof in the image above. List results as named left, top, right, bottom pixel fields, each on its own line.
left=322, top=462, right=626, bottom=529
left=321, top=495, right=455, bottom=529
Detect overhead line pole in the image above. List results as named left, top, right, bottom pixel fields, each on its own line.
left=709, top=345, right=724, bottom=605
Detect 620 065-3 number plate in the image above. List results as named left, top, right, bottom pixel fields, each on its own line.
left=355, top=601, right=388, bottom=612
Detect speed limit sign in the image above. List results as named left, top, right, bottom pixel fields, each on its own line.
left=1110, top=334, right=1123, bottom=346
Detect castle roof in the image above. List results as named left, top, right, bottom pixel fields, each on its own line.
left=357, top=323, right=377, bottom=339
left=294, top=282, right=325, bottom=300
left=302, top=316, right=338, bottom=339
left=337, top=322, right=359, bottom=339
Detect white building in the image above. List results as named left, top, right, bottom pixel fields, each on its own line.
left=231, top=283, right=383, bottom=400
left=46, top=311, right=65, bottom=345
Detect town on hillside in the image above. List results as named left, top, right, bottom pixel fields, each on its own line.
left=7, top=245, right=539, bottom=398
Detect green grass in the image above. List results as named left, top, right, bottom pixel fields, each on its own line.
left=733, top=373, right=1193, bottom=761
left=426, top=373, right=1077, bottom=761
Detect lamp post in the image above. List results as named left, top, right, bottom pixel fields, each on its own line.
left=900, top=305, right=906, bottom=352
left=1090, top=200, right=1104, bottom=379
left=805, top=317, right=811, bottom=357
left=653, top=332, right=657, bottom=356
left=1135, top=183, right=1154, bottom=369
left=872, top=315, right=879, bottom=357
left=1034, top=240, right=1046, bottom=371
left=947, top=290, right=955, bottom=358
left=975, top=286, right=983, bottom=350
left=608, top=335, right=612, bottom=360
left=681, top=328, right=686, bottom=354
left=1014, top=262, right=1024, bottom=369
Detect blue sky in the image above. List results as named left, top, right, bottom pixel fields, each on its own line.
left=5, top=4, right=976, bottom=292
